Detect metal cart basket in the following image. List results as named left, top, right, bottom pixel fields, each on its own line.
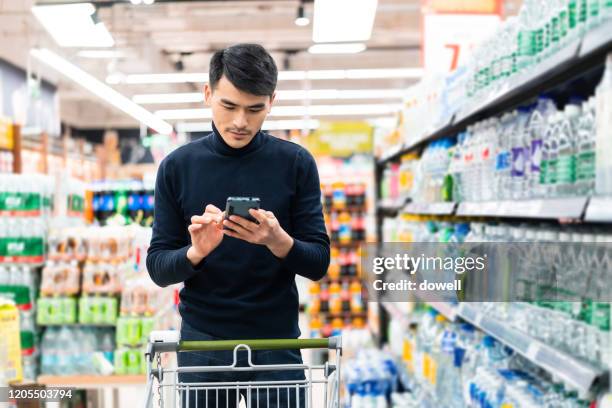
left=144, top=331, right=342, bottom=408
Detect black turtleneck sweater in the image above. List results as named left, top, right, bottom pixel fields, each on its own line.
left=146, top=124, right=330, bottom=339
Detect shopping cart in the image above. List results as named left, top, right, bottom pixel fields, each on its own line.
left=144, top=331, right=342, bottom=408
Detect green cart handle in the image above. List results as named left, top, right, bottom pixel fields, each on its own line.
left=146, top=331, right=341, bottom=356
left=179, top=337, right=340, bottom=352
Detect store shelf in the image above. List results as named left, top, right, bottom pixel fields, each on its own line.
left=585, top=197, right=612, bottom=223
left=426, top=302, right=458, bottom=322
left=37, top=375, right=146, bottom=388
left=403, top=202, right=456, bottom=216
left=580, top=21, right=612, bottom=57
left=456, top=304, right=606, bottom=393
left=381, top=302, right=411, bottom=327
left=376, top=28, right=612, bottom=166
left=38, top=323, right=116, bottom=327
left=378, top=197, right=408, bottom=213
left=456, top=197, right=588, bottom=219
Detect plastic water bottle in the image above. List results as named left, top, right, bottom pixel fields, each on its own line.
left=542, top=112, right=563, bottom=197
left=556, top=103, right=581, bottom=196
left=511, top=108, right=532, bottom=199
left=596, top=54, right=612, bottom=195
left=603, top=0, right=612, bottom=20
left=494, top=114, right=513, bottom=200
left=40, top=328, right=58, bottom=375
left=526, top=97, right=558, bottom=197
left=575, top=98, right=597, bottom=195
left=480, top=119, right=498, bottom=202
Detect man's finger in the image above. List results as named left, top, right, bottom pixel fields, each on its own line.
left=223, top=229, right=240, bottom=239
left=205, top=204, right=222, bottom=214
left=224, top=219, right=254, bottom=236
left=265, top=210, right=275, bottom=219
left=229, top=215, right=257, bottom=232
left=192, top=214, right=222, bottom=224
left=191, top=215, right=213, bottom=224
left=188, top=224, right=203, bottom=232
left=249, top=209, right=267, bottom=223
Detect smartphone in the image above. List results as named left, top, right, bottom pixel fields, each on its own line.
left=224, top=197, right=261, bottom=224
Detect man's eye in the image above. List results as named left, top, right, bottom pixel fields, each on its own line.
left=223, top=105, right=235, bottom=110
left=249, top=108, right=263, bottom=113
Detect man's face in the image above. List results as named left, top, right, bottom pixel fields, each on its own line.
left=204, top=76, right=275, bottom=148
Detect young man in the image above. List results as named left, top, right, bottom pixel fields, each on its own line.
left=146, top=43, right=330, bottom=407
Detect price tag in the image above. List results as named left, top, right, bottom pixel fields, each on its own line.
left=403, top=339, right=414, bottom=363
left=526, top=342, right=540, bottom=360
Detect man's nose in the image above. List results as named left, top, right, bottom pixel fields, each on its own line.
left=232, top=111, right=248, bottom=129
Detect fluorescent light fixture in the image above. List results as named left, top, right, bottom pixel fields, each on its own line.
left=115, top=68, right=423, bottom=85
left=177, top=119, right=320, bottom=133
left=32, top=3, right=114, bottom=48
left=31, top=48, right=172, bottom=135
left=133, top=93, right=204, bottom=104
left=78, top=50, right=124, bottom=59
left=308, top=43, right=366, bottom=54
left=134, top=89, right=404, bottom=104
left=155, top=104, right=401, bottom=120
left=313, top=0, right=378, bottom=43
left=122, top=73, right=209, bottom=84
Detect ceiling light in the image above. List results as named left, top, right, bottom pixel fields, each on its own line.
left=133, top=93, right=204, bottom=104
left=113, top=68, right=422, bottom=85
left=308, top=43, right=366, bottom=54
left=143, top=0, right=155, bottom=4
left=313, top=0, right=378, bottom=43
left=78, top=50, right=124, bottom=59
left=295, top=4, right=310, bottom=26
left=130, top=0, right=143, bottom=4
left=177, top=119, right=320, bottom=133
left=31, top=48, right=172, bottom=135
left=32, top=3, right=114, bottom=48
left=133, top=89, right=404, bottom=104
left=155, top=104, right=401, bottom=120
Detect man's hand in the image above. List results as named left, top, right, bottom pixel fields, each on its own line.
left=186, top=204, right=224, bottom=266
left=223, top=209, right=294, bottom=258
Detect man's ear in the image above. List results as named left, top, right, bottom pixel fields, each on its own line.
left=268, top=91, right=276, bottom=113
left=204, top=83, right=212, bottom=106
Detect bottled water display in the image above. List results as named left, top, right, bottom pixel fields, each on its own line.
left=344, top=350, right=398, bottom=408
left=412, top=138, right=455, bottom=203
left=40, top=326, right=115, bottom=375
left=398, top=90, right=605, bottom=204
left=394, top=308, right=597, bottom=408
left=382, top=0, right=612, bottom=156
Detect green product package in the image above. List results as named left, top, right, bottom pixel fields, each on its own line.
left=63, top=297, right=77, bottom=324
left=0, top=286, right=30, bottom=306
left=79, top=297, right=92, bottom=324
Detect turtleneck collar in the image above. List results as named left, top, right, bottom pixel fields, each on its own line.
left=210, top=122, right=266, bottom=157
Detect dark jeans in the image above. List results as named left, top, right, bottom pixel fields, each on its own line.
left=178, top=321, right=306, bottom=408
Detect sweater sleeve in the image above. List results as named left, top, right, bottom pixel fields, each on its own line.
left=146, top=158, right=205, bottom=287
left=281, top=149, right=331, bottom=280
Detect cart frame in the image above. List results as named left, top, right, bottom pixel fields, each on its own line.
left=143, top=331, right=342, bottom=408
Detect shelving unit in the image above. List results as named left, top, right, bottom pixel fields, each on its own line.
left=457, top=304, right=606, bottom=394
left=376, top=27, right=612, bottom=167
left=37, top=375, right=146, bottom=388
left=373, top=20, right=612, bottom=402
left=391, top=196, right=612, bottom=222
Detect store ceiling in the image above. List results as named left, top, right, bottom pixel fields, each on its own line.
left=0, top=0, right=521, bottom=130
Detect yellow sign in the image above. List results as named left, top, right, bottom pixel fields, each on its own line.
left=303, top=122, right=373, bottom=158
left=0, top=301, right=23, bottom=383
left=0, top=117, right=14, bottom=150
left=425, top=0, right=501, bottom=14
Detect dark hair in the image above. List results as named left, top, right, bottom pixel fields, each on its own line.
left=209, top=44, right=278, bottom=96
